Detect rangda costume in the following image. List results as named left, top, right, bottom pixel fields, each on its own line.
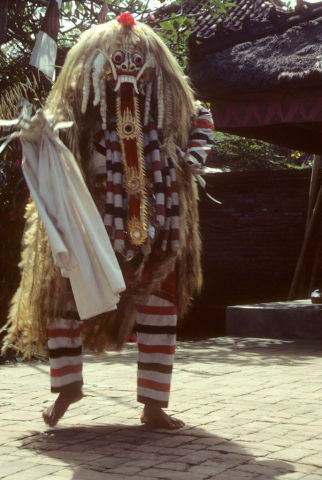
left=3, top=14, right=214, bottom=408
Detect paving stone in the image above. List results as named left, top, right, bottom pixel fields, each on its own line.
left=4, top=465, right=63, bottom=480
left=235, top=440, right=283, bottom=453
left=109, top=465, right=145, bottom=475
left=311, top=469, right=322, bottom=476
left=193, top=437, right=228, bottom=446
left=268, top=448, right=318, bottom=463
left=120, top=459, right=157, bottom=469
left=177, top=450, right=222, bottom=465
left=51, top=468, right=127, bottom=479
left=207, top=470, right=258, bottom=479
left=46, top=450, right=105, bottom=462
left=236, top=463, right=287, bottom=476
left=156, top=462, right=188, bottom=471
left=260, top=436, right=300, bottom=448
left=24, top=457, right=80, bottom=467
left=248, top=459, right=318, bottom=474
left=35, top=477, right=72, bottom=480
left=262, top=474, right=305, bottom=480
left=300, top=455, right=322, bottom=468
left=0, top=461, right=35, bottom=478
left=2, top=337, right=322, bottom=480
left=187, top=464, right=230, bottom=475
left=138, top=467, right=209, bottom=479
left=300, top=475, right=322, bottom=480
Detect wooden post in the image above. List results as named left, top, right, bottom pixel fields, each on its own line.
left=304, top=155, right=322, bottom=296
left=288, top=155, right=320, bottom=300
left=308, top=250, right=319, bottom=295
left=296, top=155, right=321, bottom=298
left=288, top=180, right=322, bottom=301
left=306, top=155, right=320, bottom=231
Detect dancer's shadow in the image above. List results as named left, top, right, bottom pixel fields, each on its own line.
left=17, top=422, right=296, bottom=479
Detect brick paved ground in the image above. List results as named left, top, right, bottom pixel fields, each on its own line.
left=1, top=336, right=322, bottom=480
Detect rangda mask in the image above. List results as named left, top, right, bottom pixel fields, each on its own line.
left=81, top=13, right=164, bottom=247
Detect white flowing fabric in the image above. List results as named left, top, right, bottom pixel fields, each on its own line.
left=29, top=31, right=57, bottom=80
left=0, top=111, right=125, bottom=320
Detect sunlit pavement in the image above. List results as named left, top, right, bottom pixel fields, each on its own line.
left=1, top=337, right=322, bottom=480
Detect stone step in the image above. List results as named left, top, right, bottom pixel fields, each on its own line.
left=226, top=299, right=322, bottom=339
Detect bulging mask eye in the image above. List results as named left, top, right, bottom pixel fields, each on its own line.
left=112, top=50, right=125, bottom=64
left=132, top=53, right=143, bottom=67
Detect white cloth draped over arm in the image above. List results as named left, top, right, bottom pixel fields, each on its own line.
left=0, top=110, right=125, bottom=320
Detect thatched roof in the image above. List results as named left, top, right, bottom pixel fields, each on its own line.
left=157, top=0, right=322, bottom=153
left=186, top=1, right=322, bottom=98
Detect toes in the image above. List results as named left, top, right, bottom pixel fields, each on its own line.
left=161, top=416, right=184, bottom=430
left=163, top=419, right=177, bottom=429
left=43, top=409, right=57, bottom=427
left=170, top=418, right=185, bottom=429
left=141, top=407, right=185, bottom=430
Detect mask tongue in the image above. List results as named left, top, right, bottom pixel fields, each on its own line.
left=116, top=82, right=148, bottom=247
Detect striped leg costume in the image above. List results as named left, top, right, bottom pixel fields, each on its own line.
left=48, top=295, right=177, bottom=407
left=136, top=295, right=177, bottom=408
left=48, top=318, right=83, bottom=393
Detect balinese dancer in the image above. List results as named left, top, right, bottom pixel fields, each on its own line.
left=2, top=13, right=216, bottom=429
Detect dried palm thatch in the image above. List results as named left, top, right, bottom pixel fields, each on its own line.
left=2, top=20, right=203, bottom=359
left=0, top=74, right=45, bottom=120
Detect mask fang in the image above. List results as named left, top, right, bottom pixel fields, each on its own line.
left=114, top=75, right=139, bottom=94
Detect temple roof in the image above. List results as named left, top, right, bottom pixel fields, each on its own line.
left=181, top=0, right=285, bottom=46
left=157, top=0, right=322, bottom=57
left=197, top=1, right=321, bottom=54
left=186, top=16, right=322, bottom=98
left=155, top=0, right=322, bottom=153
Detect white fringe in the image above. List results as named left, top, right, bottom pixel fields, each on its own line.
left=157, top=73, right=164, bottom=129
left=99, top=78, right=107, bottom=130
left=144, top=83, right=152, bottom=127
left=81, top=48, right=99, bottom=115
left=92, top=52, right=106, bottom=107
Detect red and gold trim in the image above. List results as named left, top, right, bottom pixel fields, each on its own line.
left=116, top=82, right=148, bottom=246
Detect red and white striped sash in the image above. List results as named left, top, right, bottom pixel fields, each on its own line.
left=92, top=106, right=214, bottom=258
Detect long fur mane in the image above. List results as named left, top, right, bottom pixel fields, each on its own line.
left=2, top=20, right=202, bottom=358
left=46, top=21, right=196, bottom=160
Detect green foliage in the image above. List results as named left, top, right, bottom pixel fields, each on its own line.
left=284, top=0, right=295, bottom=12
left=1, top=0, right=234, bottom=329
left=56, top=0, right=235, bottom=67
left=2, top=0, right=234, bottom=91
left=207, top=132, right=304, bottom=171
left=153, top=0, right=236, bottom=66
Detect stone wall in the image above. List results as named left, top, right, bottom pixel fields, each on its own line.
left=179, top=169, right=319, bottom=337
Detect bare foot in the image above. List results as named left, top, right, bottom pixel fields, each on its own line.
left=42, top=389, right=83, bottom=427
left=140, top=405, right=185, bottom=429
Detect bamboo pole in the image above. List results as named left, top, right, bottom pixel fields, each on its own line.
left=288, top=180, right=322, bottom=301
left=308, top=249, right=319, bottom=294
left=306, top=155, right=320, bottom=232
left=288, top=155, right=320, bottom=300
left=308, top=213, right=322, bottom=295
left=297, top=155, right=321, bottom=298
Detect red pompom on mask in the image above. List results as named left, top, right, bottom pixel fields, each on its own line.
left=117, top=12, right=136, bottom=28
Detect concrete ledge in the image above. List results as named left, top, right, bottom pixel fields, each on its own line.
left=226, top=299, right=322, bottom=339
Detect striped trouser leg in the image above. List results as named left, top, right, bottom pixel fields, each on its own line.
left=136, top=295, right=177, bottom=408
left=48, top=318, right=84, bottom=393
